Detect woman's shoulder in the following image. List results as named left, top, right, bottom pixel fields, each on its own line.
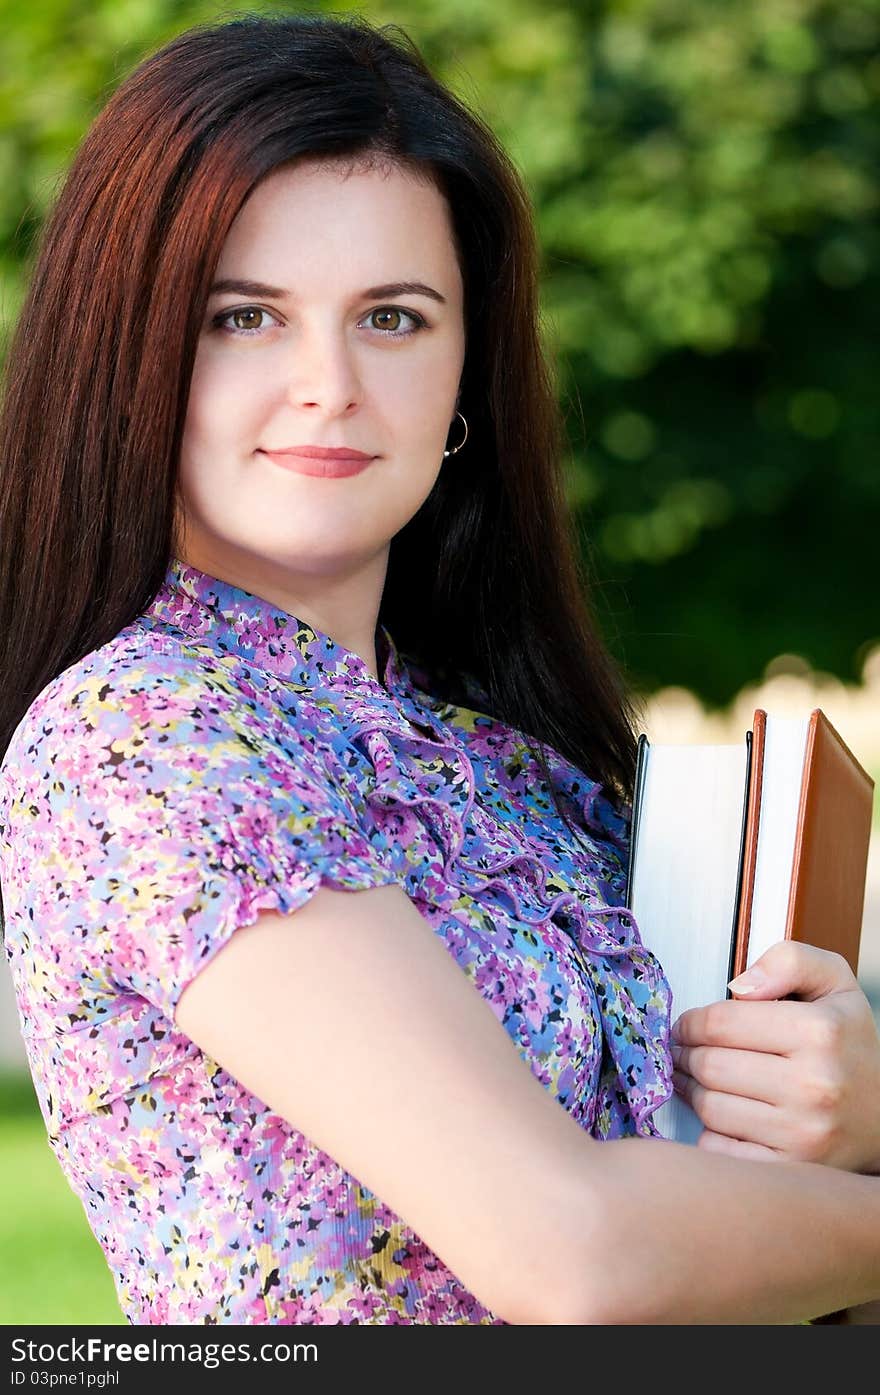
left=5, top=627, right=211, bottom=738
left=1, top=624, right=315, bottom=791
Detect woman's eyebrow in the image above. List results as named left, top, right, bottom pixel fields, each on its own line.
left=208, top=277, right=447, bottom=304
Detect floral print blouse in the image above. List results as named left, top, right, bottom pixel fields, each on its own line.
left=0, top=557, right=673, bottom=1324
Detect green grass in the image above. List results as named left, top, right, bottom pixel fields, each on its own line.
left=0, top=1071, right=126, bottom=1325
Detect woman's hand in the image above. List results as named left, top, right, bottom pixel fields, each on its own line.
left=669, top=940, right=880, bottom=1174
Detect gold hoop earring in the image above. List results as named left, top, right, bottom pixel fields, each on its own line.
left=443, top=410, right=468, bottom=457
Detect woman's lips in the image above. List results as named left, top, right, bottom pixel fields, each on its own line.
left=258, top=449, right=375, bottom=478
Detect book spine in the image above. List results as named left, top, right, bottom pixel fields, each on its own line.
left=623, top=733, right=650, bottom=908
left=732, top=708, right=766, bottom=980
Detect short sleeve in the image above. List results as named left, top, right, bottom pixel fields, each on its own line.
left=0, top=645, right=395, bottom=1029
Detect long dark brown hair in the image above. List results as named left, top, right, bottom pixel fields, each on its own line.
left=0, top=11, right=644, bottom=890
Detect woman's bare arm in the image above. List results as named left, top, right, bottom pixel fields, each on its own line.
left=176, top=881, right=880, bottom=1325
left=559, top=1132, right=880, bottom=1324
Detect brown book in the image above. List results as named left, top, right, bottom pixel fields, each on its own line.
left=624, top=707, right=875, bottom=1146
left=731, top=708, right=873, bottom=980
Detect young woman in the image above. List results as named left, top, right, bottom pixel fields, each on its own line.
left=0, top=13, right=877, bottom=1326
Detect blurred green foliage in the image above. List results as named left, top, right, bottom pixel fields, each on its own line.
left=0, top=0, right=877, bottom=706
left=0, top=1072, right=125, bottom=1323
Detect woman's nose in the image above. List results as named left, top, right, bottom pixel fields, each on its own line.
left=283, top=327, right=364, bottom=414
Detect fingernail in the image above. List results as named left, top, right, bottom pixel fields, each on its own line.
left=728, top=965, right=768, bottom=994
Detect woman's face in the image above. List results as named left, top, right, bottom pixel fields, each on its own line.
left=175, top=157, right=466, bottom=609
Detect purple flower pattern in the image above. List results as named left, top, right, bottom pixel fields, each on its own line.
left=0, top=559, right=673, bottom=1324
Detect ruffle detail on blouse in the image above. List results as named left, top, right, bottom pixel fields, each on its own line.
left=342, top=712, right=674, bottom=1139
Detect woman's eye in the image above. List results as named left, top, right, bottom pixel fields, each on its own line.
left=362, top=307, right=426, bottom=338
left=213, top=306, right=280, bottom=336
